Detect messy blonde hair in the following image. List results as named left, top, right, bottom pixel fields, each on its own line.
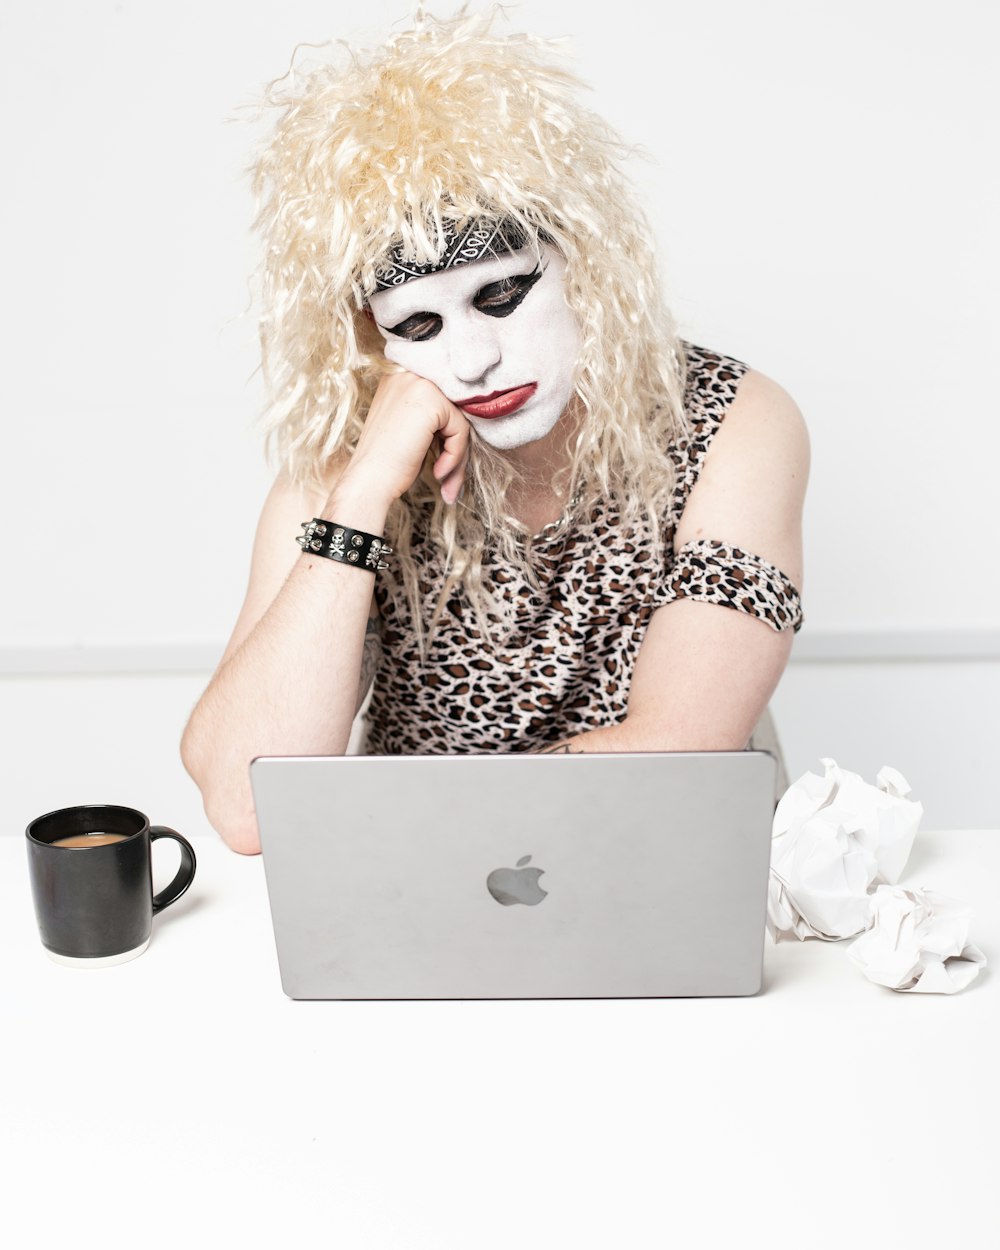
left=251, top=4, right=689, bottom=653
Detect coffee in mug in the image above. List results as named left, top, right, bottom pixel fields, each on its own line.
left=26, top=804, right=196, bottom=966
left=50, top=833, right=130, bottom=848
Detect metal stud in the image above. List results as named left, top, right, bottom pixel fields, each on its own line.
left=348, top=550, right=359, bottom=562
left=352, top=533, right=364, bottom=547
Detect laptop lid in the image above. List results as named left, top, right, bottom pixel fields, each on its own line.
left=250, top=751, right=776, bottom=1000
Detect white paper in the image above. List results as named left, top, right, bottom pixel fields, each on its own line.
left=767, top=758, right=923, bottom=943
left=847, top=885, right=987, bottom=993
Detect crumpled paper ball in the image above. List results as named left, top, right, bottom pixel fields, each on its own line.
left=767, top=758, right=923, bottom=943
left=847, top=885, right=987, bottom=993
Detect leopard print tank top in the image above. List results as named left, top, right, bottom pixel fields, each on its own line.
left=365, top=342, right=802, bottom=757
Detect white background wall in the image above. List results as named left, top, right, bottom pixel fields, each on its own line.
left=2, top=0, right=998, bottom=829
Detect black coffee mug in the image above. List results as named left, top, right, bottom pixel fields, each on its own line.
left=26, top=804, right=196, bottom=966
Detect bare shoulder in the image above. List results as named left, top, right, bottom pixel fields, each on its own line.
left=713, top=368, right=810, bottom=473
left=674, top=367, right=809, bottom=583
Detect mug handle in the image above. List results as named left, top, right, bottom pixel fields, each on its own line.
left=149, top=826, right=197, bottom=913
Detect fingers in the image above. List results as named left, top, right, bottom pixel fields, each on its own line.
left=365, top=371, right=472, bottom=506
left=432, top=403, right=471, bottom=505
left=439, top=447, right=469, bottom=505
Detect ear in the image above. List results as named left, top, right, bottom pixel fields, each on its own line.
left=362, top=306, right=375, bottom=323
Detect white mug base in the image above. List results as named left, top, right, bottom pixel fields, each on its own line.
left=45, top=938, right=150, bottom=968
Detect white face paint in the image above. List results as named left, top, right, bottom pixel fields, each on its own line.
left=367, top=245, right=581, bottom=452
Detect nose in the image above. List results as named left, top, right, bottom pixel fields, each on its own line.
left=447, top=316, right=502, bottom=388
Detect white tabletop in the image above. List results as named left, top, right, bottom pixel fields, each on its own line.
left=3, top=829, right=997, bottom=1249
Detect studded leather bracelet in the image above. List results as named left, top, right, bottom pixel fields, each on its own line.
left=296, top=519, right=392, bottom=573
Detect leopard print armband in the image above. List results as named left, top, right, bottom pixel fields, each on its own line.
left=664, top=539, right=803, bottom=633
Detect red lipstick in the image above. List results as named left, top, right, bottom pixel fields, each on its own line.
left=456, top=383, right=538, bottom=419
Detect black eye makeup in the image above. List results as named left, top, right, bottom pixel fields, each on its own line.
left=380, top=263, right=546, bottom=341
left=382, top=312, right=442, bottom=342
left=473, top=264, right=544, bottom=316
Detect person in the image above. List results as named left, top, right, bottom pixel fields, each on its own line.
left=181, top=6, right=809, bottom=856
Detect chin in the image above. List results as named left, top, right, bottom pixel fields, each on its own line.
left=469, top=406, right=563, bottom=452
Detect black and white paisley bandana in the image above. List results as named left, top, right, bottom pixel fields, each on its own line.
left=373, top=217, right=532, bottom=290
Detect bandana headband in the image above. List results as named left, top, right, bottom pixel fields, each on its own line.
left=373, top=217, right=532, bottom=290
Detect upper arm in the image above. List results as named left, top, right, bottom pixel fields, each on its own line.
left=622, top=369, right=808, bottom=747
left=673, top=368, right=809, bottom=587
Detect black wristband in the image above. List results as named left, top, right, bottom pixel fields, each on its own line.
left=296, top=519, right=392, bottom=573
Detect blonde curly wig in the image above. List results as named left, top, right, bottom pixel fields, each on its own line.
left=251, top=4, right=689, bottom=653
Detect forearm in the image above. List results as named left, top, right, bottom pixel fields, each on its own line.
left=181, top=486, right=388, bottom=853
left=540, top=602, right=796, bottom=759
left=536, top=716, right=754, bottom=755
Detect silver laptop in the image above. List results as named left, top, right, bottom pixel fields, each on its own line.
left=250, top=751, right=776, bottom=1000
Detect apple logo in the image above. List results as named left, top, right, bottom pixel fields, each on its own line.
left=486, top=855, right=548, bottom=906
